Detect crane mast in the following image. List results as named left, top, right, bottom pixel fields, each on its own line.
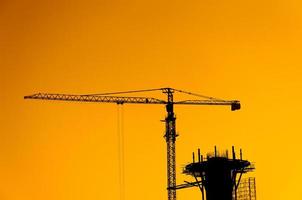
left=24, top=87, right=240, bottom=200
left=163, top=88, right=177, bottom=200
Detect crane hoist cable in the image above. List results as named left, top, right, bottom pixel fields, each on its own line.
left=117, top=105, right=125, bottom=200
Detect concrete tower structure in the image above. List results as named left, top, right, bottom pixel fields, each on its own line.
left=184, top=147, right=255, bottom=200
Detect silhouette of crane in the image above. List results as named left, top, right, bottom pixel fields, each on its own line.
left=24, top=87, right=240, bottom=200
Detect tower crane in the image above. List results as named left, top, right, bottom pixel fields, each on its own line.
left=24, top=87, right=240, bottom=200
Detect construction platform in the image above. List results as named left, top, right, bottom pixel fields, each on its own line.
left=182, top=147, right=255, bottom=200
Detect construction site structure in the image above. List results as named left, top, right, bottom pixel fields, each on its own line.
left=236, top=177, right=256, bottom=200
left=181, top=147, right=255, bottom=200
left=24, top=88, right=241, bottom=200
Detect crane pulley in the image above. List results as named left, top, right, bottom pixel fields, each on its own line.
left=24, top=87, right=240, bottom=200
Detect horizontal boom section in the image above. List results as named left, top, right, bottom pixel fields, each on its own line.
left=24, top=93, right=166, bottom=104
left=24, top=93, right=240, bottom=110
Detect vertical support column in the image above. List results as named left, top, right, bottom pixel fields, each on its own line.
left=232, top=146, right=236, bottom=160
left=198, top=149, right=201, bottom=163
left=233, top=171, right=237, bottom=200
left=249, top=178, right=252, bottom=200
left=164, top=88, right=177, bottom=200
left=254, top=178, right=257, bottom=200
left=193, top=152, right=195, bottom=163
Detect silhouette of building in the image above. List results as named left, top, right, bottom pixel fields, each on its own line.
left=183, top=146, right=255, bottom=200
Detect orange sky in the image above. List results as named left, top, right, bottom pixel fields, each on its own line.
left=1, top=0, right=302, bottom=200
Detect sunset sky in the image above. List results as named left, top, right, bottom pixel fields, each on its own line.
left=1, top=0, right=302, bottom=200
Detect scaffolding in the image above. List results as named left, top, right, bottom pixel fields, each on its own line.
left=235, top=177, right=256, bottom=200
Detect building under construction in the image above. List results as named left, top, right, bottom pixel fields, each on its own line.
left=174, top=147, right=255, bottom=200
